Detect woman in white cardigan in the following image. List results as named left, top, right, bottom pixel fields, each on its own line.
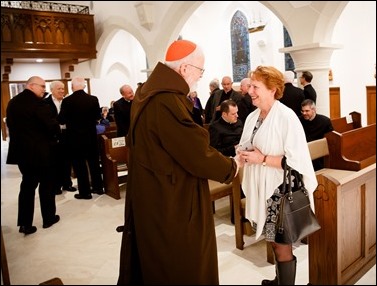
left=236, top=66, right=317, bottom=285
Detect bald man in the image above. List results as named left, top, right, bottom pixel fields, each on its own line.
left=113, top=84, right=135, bottom=137
left=6, top=76, right=61, bottom=234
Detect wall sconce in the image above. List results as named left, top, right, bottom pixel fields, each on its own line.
left=135, top=2, right=154, bottom=31
left=257, top=39, right=266, bottom=47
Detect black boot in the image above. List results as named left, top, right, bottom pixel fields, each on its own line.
left=276, top=256, right=297, bottom=285
left=261, top=276, right=278, bottom=285
left=261, top=262, right=278, bottom=285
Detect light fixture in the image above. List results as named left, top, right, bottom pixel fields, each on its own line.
left=248, top=11, right=267, bottom=33
left=36, top=59, right=43, bottom=63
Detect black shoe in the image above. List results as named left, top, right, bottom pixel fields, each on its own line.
left=74, top=194, right=92, bottom=200
left=19, top=226, right=37, bottom=235
left=55, top=189, right=63, bottom=195
left=43, top=215, right=60, bottom=229
left=63, top=186, right=77, bottom=192
left=91, top=189, right=104, bottom=195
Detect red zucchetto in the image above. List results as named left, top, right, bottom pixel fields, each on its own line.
left=165, top=40, right=197, bottom=61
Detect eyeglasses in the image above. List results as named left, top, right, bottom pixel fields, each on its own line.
left=187, top=64, right=205, bottom=75
left=32, top=83, right=46, bottom=89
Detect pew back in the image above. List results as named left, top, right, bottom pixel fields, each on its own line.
left=325, top=123, right=376, bottom=170
left=331, top=111, right=361, bottom=133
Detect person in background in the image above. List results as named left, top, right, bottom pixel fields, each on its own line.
left=211, top=76, right=243, bottom=123
left=99, top=106, right=114, bottom=126
left=237, top=66, right=317, bottom=285
left=188, top=90, right=204, bottom=126
left=117, top=39, right=239, bottom=285
left=44, top=80, right=76, bottom=195
left=299, top=99, right=334, bottom=170
left=204, top=78, right=220, bottom=124
left=58, top=77, right=104, bottom=199
left=108, top=100, right=115, bottom=119
left=280, top=70, right=305, bottom=117
left=209, top=99, right=243, bottom=157
left=101, top=106, right=115, bottom=123
left=113, top=84, right=134, bottom=137
left=6, top=76, right=61, bottom=235
left=300, top=71, right=317, bottom=103
left=237, top=77, right=256, bottom=124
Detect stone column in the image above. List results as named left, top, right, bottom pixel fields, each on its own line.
left=279, top=43, right=342, bottom=116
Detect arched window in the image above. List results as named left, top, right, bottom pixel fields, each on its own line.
left=283, top=26, right=295, bottom=72
left=230, top=11, right=250, bottom=82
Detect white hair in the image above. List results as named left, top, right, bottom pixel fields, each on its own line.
left=284, top=71, right=295, bottom=83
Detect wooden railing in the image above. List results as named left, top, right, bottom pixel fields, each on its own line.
left=1, top=6, right=96, bottom=61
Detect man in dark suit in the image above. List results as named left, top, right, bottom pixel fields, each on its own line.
left=209, top=99, right=244, bottom=157
left=300, top=71, right=317, bottom=103
left=6, top=76, right=61, bottom=235
left=44, top=81, right=76, bottom=195
left=204, top=78, right=220, bottom=124
left=280, top=71, right=305, bottom=117
left=237, top=77, right=256, bottom=123
left=299, top=99, right=334, bottom=170
left=113, top=84, right=135, bottom=137
left=58, top=77, right=104, bottom=199
left=210, top=76, right=243, bottom=123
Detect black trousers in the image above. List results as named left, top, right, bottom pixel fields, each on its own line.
left=17, top=163, right=56, bottom=227
left=70, top=142, right=103, bottom=195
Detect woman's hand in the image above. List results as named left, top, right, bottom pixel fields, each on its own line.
left=239, top=147, right=264, bottom=165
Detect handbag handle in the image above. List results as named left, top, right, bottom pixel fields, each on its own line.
left=282, top=161, right=308, bottom=201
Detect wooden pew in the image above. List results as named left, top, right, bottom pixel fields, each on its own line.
left=99, top=134, right=128, bottom=200
left=325, top=123, right=376, bottom=171
left=103, top=121, right=118, bottom=138
left=208, top=179, right=233, bottom=222
left=305, top=138, right=376, bottom=284
left=331, top=111, right=361, bottom=133
left=309, top=163, right=376, bottom=285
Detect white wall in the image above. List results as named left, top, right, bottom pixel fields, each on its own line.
left=330, top=1, right=376, bottom=125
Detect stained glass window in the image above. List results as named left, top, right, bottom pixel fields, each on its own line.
left=231, top=11, right=250, bottom=82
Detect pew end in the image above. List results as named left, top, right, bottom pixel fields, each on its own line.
left=309, top=163, right=376, bottom=285
left=100, top=135, right=128, bottom=200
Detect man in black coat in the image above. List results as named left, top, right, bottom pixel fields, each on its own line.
left=299, top=99, right=334, bottom=170
left=58, top=77, right=104, bottom=199
left=6, top=76, right=61, bottom=235
left=113, top=84, right=135, bottom=137
left=280, top=71, right=305, bottom=117
left=209, top=99, right=244, bottom=157
left=237, top=77, right=256, bottom=123
left=210, top=76, right=243, bottom=123
left=44, top=80, right=76, bottom=195
left=300, top=71, right=317, bottom=103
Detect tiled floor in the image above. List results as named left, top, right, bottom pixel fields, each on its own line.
left=1, top=139, right=375, bottom=285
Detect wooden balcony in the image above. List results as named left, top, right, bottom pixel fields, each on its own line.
left=1, top=6, right=97, bottom=61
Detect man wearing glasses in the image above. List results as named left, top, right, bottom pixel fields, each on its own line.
left=6, top=76, right=61, bottom=235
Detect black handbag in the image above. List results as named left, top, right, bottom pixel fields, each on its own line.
left=275, top=162, right=321, bottom=244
